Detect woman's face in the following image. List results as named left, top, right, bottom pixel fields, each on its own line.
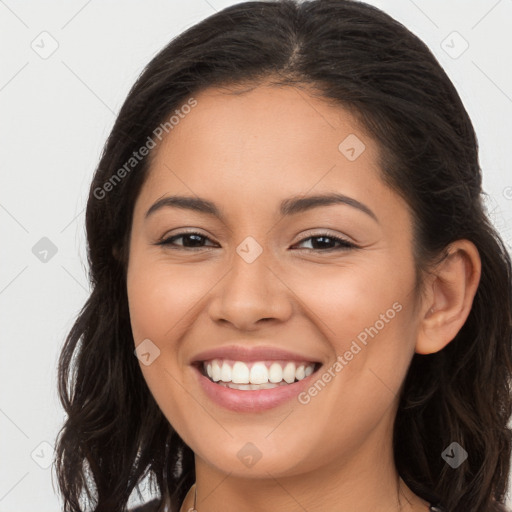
left=126, top=84, right=424, bottom=480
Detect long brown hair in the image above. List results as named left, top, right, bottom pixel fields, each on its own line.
left=54, top=1, right=512, bottom=510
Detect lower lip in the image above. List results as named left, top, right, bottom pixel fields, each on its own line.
left=192, top=364, right=321, bottom=412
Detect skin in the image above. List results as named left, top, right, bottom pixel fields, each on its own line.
left=126, top=83, right=481, bottom=512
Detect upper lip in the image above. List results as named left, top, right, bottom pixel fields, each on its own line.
left=190, top=344, right=323, bottom=365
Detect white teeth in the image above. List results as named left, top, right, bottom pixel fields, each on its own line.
left=221, top=382, right=281, bottom=390
left=269, top=362, right=283, bottom=383
left=211, top=360, right=221, bottom=381
left=283, top=362, right=296, bottom=383
left=220, top=361, right=231, bottom=382
left=231, top=361, right=249, bottom=384
left=203, top=359, right=316, bottom=386
left=250, top=362, right=269, bottom=384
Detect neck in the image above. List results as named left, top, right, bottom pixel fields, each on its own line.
left=179, top=432, right=429, bottom=512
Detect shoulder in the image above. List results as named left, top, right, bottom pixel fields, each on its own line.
left=128, top=499, right=162, bottom=512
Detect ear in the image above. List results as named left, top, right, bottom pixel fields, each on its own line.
left=415, top=239, right=481, bottom=355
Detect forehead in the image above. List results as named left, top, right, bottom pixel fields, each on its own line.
left=163, top=83, right=373, bottom=164
left=134, top=84, right=406, bottom=226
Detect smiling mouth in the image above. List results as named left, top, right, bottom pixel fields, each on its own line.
left=193, top=360, right=322, bottom=390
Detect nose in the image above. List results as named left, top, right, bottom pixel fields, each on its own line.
left=207, top=249, right=293, bottom=331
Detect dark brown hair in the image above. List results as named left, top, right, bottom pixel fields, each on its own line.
left=54, top=1, right=512, bottom=511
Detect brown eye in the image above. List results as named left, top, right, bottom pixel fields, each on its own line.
left=293, top=234, right=356, bottom=251
left=157, top=232, right=217, bottom=249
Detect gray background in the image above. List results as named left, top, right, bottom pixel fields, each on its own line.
left=1, top=0, right=511, bottom=510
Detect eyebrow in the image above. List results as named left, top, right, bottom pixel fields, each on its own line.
left=145, top=193, right=378, bottom=223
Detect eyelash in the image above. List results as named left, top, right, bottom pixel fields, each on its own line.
left=156, top=231, right=357, bottom=252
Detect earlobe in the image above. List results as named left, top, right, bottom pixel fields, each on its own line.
left=415, top=240, right=482, bottom=355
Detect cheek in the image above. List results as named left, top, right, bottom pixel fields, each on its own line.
left=127, top=267, right=174, bottom=344
left=292, top=254, right=417, bottom=388
left=288, top=258, right=408, bottom=341
left=126, top=252, right=213, bottom=344
left=126, top=251, right=205, bottom=440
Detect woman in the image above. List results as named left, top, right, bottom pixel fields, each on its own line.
left=54, top=1, right=512, bottom=511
